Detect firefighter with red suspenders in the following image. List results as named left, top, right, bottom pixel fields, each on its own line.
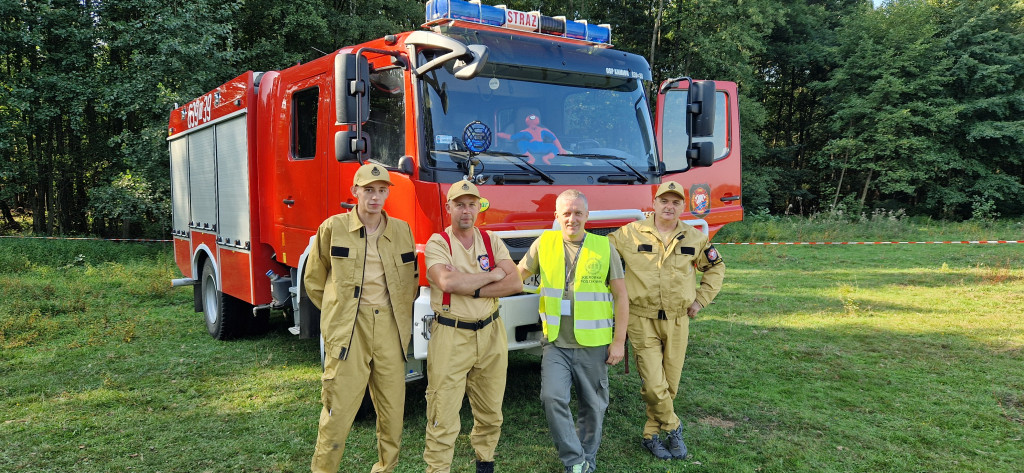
left=423, top=180, right=523, bottom=473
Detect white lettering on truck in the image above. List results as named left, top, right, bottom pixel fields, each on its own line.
left=186, top=94, right=213, bottom=129
left=505, top=9, right=538, bottom=31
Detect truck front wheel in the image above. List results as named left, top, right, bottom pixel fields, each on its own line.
left=201, top=258, right=247, bottom=340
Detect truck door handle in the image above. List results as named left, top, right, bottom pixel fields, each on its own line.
left=720, top=195, right=741, bottom=202
left=283, top=199, right=295, bottom=205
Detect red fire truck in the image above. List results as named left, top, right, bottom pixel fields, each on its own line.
left=168, top=0, right=742, bottom=378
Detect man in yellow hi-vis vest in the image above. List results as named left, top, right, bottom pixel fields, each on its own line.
left=609, top=181, right=725, bottom=461
left=518, top=189, right=629, bottom=473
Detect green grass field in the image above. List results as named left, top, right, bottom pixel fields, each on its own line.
left=1, top=219, right=1022, bottom=472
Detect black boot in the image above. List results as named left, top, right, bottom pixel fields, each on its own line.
left=477, top=460, right=495, bottom=473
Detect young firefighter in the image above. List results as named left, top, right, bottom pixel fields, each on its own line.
left=518, top=189, right=629, bottom=473
left=304, top=163, right=419, bottom=473
left=608, top=181, right=725, bottom=460
left=423, top=180, right=523, bottom=473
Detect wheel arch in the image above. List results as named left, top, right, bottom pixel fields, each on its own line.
left=191, top=244, right=216, bottom=312
left=294, top=236, right=321, bottom=339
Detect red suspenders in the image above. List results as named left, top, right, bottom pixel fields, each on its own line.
left=438, top=229, right=495, bottom=312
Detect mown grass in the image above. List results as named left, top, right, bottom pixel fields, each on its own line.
left=1, top=221, right=1023, bottom=472
left=715, top=211, right=1024, bottom=243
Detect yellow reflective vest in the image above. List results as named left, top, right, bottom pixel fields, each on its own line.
left=536, top=230, right=614, bottom=346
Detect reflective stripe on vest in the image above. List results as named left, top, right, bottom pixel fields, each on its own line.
left=536, top=231, right=614, bottom=346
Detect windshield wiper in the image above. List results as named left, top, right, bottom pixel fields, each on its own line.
left=478, top=151, right=555, bottom=184
left=567, top=153, right=649, bottom=184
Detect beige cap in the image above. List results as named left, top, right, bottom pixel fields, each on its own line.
left=447, top=180, right=481, bottom=201
left=655, top=181, right=686, bottom=199
left=353, top=163, right=392, bottom=186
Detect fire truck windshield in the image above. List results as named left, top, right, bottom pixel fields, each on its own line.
left=420, top=63, right=657, bottom=185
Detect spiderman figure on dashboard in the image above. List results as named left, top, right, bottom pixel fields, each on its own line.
left=496, top=114, right=568, bottom=165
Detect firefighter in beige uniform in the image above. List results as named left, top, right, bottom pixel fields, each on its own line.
left=423, top=180, right=523, bottom=473
left=305, top=163, right=418, bottom=473
left=608, top=181, right=724, bottom=461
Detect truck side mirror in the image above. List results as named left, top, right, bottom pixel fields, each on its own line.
left=404, top=31, right=487, bottom=80
left=452, top=44, right=489, bottom=80
left=688, top=80, right=716, bottom=138
left=335, top=53, right=369, bottom=125
left=687, top=141, right=714, bottom=167
left=335, top=129, right=370, bottom=162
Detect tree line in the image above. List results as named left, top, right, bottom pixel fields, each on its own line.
left=1, top=0, right=1021, bottom=237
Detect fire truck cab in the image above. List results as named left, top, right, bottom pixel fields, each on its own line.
left=168, top=0, right=742, bottom=379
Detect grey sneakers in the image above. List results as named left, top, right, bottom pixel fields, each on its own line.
left=565, top=460, right=589, bottom=473
left=642, top=428, right=688, bottom=460
left=641, top=434, right=673, bottom=460
left=666, top=425, right=688, bottom=459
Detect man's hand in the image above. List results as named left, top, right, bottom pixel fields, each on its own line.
left=687, top=301, right=702, bottom=318
left=606, top=340, right=625, bottom=365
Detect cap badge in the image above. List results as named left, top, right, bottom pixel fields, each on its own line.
left=371, top=167, right=380, bottom=176
left=462, top=183, right=470, bottom=190
left=668, top=183, right=676, bottom=189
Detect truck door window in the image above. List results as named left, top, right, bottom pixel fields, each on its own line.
left=292, top=87, right=319, bottom=160
left=662, top=90, right=730, bottom=166
left=366, top=68, right=406, bottom=167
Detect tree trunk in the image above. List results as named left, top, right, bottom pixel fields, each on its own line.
left=649, top=0, right=665, bottom=71
left=860, top=168, right=873, bottom=209
left=831, top=152, right=847, bottom=211
left=0, top=201, right=18, bottom=230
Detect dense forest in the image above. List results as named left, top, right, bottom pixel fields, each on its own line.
left=1, top=0, right=1022, bottom=238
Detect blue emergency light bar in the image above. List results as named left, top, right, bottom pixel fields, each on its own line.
left=425, top=0, right=612, bottom=45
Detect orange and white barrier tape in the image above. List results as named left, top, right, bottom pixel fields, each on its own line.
left=719, top=240, right=1020, bottom=245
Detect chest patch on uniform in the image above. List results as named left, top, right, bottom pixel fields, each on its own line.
left=679, top=246, right=696, bottom=255
left=478, top=254, right=492, bottom=271
left=331, top=246, right=350, bottom=257
left=637, top=244, right=654, bottom=253
left=400, top=251, right=416, bottom=263
left=706, top=246, right=723, bottom=265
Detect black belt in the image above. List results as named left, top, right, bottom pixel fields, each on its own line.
left=434, top=312, right=500, bottom=331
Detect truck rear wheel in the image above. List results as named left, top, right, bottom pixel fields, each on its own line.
left=201, top=258, right=248, bottom=340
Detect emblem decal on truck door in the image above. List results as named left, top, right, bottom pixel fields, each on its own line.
left=690, top=184, right=711, bottom=217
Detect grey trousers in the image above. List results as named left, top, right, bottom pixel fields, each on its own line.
left=540, top=343, right=610, bottom=469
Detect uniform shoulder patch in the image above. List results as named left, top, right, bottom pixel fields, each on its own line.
left=705, top=245, right=723, bottom=265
